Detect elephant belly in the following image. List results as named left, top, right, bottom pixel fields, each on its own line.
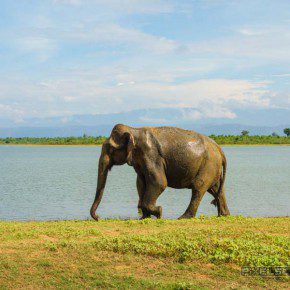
left=165, top=160, right=202, bottom=189
left=164, top=141, right=206, bottom=189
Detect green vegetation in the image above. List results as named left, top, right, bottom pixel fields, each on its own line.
left=0, top=135, right=290, bottom=145
left=0, top=136, right=106, bottom=145
left=284, top=128, right=290, bottom=137
left=0, top=217, right=289, bottom=289
left=209, top=135, right=290, bottom=145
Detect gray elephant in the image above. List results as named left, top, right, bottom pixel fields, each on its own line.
left=90, top=124, right=230, bottom=220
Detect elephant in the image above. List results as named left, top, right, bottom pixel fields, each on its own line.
left=90, top=124, right=230, bottom=220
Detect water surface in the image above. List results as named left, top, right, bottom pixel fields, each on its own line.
left=0, top=145, right=289, bottom=220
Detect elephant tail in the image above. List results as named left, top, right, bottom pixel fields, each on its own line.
left=217, top=148, right=227, bottom=197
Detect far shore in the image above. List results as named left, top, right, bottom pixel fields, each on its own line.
left=0, top=143, right=100, bottom=147
left=1, top=135, right=289, bottom=147
left=0, top=143, right=289, bottom=147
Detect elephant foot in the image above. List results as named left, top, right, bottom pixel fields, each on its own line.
left=139, top=206, right=162, bottom=219
left=140, top=215, right=150, bottom=220
left=155, top=206, right=162, bottom=219
left=139, top=208, right=151, bottom=219
left=218, top=203, right=230, bottom=217
left=218, top=211, right=230, bottom=217
left=178, top=213, right=194, bottom=220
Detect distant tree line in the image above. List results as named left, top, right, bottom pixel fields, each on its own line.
left=0, top=133, right=290, bottom=145
left=0, top=135, right=106, bottom=145
left=209, top=135, right=290, bottom=145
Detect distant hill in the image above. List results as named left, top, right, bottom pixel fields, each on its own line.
left=0, top=107, right=289, bottom=137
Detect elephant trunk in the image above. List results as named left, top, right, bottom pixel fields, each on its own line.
left=90, top=151, right=110, bottom=221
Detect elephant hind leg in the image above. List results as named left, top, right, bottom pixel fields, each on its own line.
left=208, top=186, right=219, bottom=208
left=208, top=185, right=230, bottom=216
left=217, top=187, right=230, bottom=216
left=178, top=177, right=210, bottom=219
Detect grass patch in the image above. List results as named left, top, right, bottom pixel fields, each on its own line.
left=0, top=216, right=289, bottom=289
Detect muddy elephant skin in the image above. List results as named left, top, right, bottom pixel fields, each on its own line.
left=90, top=124, right=230, bottom=220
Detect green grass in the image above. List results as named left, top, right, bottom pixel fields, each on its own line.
left=0, top=135, right=290, bottom=145
left=0, top=216, right=289, bottom=289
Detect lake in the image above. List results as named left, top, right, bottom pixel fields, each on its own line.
left=0, top=145, right=289, bottom=221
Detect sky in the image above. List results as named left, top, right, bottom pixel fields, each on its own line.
left=0, top=0, right=290, bottom=124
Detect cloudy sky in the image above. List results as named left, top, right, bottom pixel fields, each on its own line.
left=0, top=0, right=290, bottom=123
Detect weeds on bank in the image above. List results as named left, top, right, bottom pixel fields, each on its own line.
left=17, top=216, right=287, bottom=268
left=62, top=230, right=289, bottom=267
left=0, top=216, right=289, bottom=289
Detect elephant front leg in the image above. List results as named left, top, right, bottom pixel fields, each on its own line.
left=136, top=176, right=151, bottom=219
left=141, top=181, right=166, bottom=219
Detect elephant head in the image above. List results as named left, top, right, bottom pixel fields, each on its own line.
left=90, top=124, right=135, bottom=220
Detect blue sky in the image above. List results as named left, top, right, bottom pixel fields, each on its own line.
left=0, top=0, right=290, bottom=124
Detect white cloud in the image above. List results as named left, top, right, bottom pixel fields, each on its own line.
left=273, top=73, right=290, bottom=77
left=177, top=25, right=290, bottom=62
left=0, top=104, right=25, bottom=123
left=0, top=75, right=274, bottom=122
left=237, top=27, right=269, bottom=36
left=7, top=3, right=290, bottom=64
left=63, top=96, right=77, bottom=102
left=203, top=107, right=237, bottom=119
left=54, top=23, right=179, bottom=55
left=1, top=1, right=290, bottom=123
left=52, top=0, right=174, bottom=14
left=179, top=107, right=236, bottom=120
left=16, top=37, right=57, bottom=62
left=53, top=0, right=81, bottom=5
left=60, top=22, right=290, bottom=62
left=180, top=109, right=202, bottom=120
left=139, top=116, right=168, bottom=123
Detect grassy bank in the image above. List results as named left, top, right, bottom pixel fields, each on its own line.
left=0, top=217, right=289, bottom=289
left=0, top=135, right=290, bottom=146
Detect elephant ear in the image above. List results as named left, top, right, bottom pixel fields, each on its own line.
left=108, top=137, right=120, bottom=149
left=109, top=129, right=126, bottom=149
left=108, top=130, right=135, bottom=165
left=126, top=132, right=135, bottom=166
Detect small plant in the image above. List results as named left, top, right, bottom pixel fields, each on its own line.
left=45, top=242, right=58, bottom=252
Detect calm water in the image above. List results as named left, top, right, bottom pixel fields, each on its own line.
left=0, top=145, right=289, bottom=221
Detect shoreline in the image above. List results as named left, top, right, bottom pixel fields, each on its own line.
left=0, top=143, right=289, bottom=147
left=1, top=215, right=289, bottom=222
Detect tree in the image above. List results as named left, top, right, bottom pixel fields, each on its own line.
left=241, top=130, right=249, bottom=136
left=272, top=132, right=279, bottom=137
left=284, top=128, right=290, bottom=137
